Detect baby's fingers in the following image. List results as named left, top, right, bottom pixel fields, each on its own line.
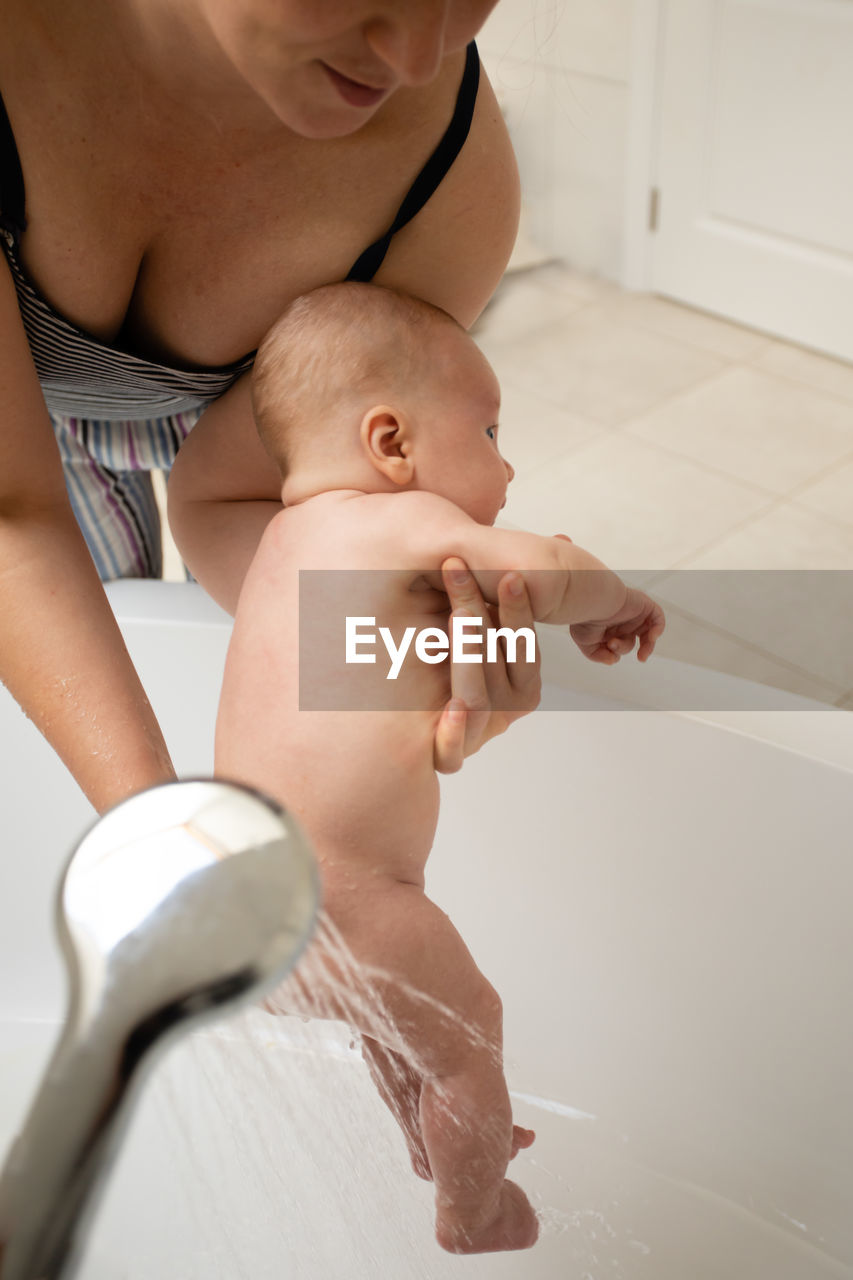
left=636, top=604, right=666, bottom=662
left=637, top=618, right=666, bottom=662
left=606, top=634, right=636, bottom=659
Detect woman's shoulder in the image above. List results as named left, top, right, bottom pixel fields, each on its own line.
left=370, top=60, right=520, bottom=328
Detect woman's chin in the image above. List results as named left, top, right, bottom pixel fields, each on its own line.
left=264, top=77, right=390, bottom=139
left=291, top=111, right=384, bottom=141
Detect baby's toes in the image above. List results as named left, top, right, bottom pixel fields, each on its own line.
left=510, top=1125, right=536, bottom=1158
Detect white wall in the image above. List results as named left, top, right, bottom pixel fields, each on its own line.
left=480, top=0, right=635, bottom=282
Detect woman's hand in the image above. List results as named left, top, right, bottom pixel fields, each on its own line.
left=433, top=558, right=541, bottom=774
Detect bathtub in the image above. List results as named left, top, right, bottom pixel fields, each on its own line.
left=1, top=581, right=851, bottom=1279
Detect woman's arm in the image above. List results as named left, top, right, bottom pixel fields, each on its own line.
left=0, top=262, right=174, bottom=811
left=167, top=373, right=283, bottom=614
left=372, top=64, right=520, bottom=327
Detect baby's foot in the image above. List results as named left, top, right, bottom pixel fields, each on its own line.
left=436, top=1180, right=540, bottom=1254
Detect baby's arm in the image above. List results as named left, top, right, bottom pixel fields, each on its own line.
left=276, top=871, right=539, bottom=1254
left=404, top=496, right=665, bottom=660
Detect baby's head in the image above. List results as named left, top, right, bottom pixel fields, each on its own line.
left=252, top=282, right=513, bottom=525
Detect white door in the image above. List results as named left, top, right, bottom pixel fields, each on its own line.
left=651, top=0, right=853, bottom=362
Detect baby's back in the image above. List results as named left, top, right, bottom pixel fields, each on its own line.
left=216, top=491, right=452, bottom=886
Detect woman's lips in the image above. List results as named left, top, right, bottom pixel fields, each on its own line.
left=322, top=64, right=388, bottom=109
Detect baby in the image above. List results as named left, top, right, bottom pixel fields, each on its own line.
left=216, top=283, right=665, bottom=1254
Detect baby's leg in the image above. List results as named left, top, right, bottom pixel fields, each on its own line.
left=419, top=1036, right=538, bottom=1253
left=277, top=873, right=539, bottom=1254
left=361, top=1034, right=535, bottom=1187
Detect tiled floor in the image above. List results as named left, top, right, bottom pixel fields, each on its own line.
left=159, top=262, right=853, bottom=709
left=474, top=263, right=853, bottom=709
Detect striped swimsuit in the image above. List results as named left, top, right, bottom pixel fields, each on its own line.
left=0, top=44, right=480, bottom=580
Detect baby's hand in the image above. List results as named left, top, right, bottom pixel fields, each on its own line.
left=570, top=587, right=665, bottom=664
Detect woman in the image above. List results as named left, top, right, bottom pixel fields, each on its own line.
left=0, top=0, right=537, bottom=812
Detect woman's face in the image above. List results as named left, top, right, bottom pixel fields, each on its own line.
left=202, top=0, right=499, bottom=137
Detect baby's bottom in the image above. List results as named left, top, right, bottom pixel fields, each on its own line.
left=271, top=871, right=539, bottom=1254
left=51, top=409, right=200, bottom=580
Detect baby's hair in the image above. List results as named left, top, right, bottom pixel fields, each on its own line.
left=251, top=283, right=463, bottom=477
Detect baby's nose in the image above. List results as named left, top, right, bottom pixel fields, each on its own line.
left=504, top=457, right=515, bottom=482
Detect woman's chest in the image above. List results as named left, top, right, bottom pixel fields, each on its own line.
left=6, top=67, right=441, bottom=367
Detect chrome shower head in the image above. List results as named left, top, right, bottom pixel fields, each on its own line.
left=0, top=779, right=319, bottom=1280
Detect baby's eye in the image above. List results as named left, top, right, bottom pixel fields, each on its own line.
left=486, top=425, right=497, bottom=441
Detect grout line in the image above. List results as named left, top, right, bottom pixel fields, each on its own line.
left=565, top=285, right=853, bottom=394
left=614, top=396, right=853, bottom=525
left=486, top=319, right=739, bottom=430
left=484, top=308, right=592, bottom=338
left=501, top=428, right=616, bottom=494
left=499, top=272, right=853, bottom=411
left=605, top=369, right=732, bottom=429
left=781, top=445, right=853, bottom=503
left=742, top=351, right=853, bottom=408
left=476, top=301, right=595, bottom=354
left=596, top=426, right=782, bottom=501
left=568, top=296, right=759, bottom=368
left=786, top=497, right=853, bottom=539
left=487, top=358, right=733, bottom=432
left=496, top=266, right=853, bottom=393
left=664, top=495, right=786, bottom=571
left=587, top=294, right=853, bottom=408
left=483, top=270, right=853, bottom=577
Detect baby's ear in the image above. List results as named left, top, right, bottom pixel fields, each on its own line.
left=360, top=405, right=415, bottom=486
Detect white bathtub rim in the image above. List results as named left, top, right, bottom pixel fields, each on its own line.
left=106, top=580, right=853, bottom=776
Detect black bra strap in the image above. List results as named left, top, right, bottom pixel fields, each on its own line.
left=346, top=41, right=480, bottom=283
left=0, top=90, right=27, bottom=238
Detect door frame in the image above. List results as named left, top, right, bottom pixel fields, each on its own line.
left=622, top=0, right=665, bottom=291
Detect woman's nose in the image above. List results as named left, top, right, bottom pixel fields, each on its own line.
left=364, top=3, right=450, bottom=86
